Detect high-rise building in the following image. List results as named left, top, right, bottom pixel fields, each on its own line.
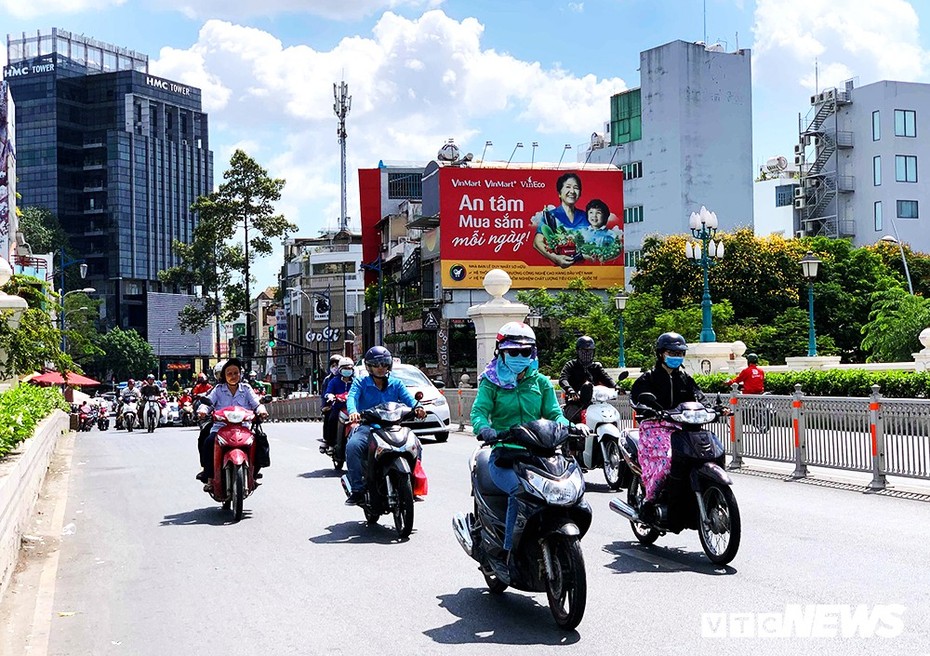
left=3, top=28, right=213, bottom=345
left=584, top=39, right=754, bottom=280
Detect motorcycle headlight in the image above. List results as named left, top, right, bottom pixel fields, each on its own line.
left=524, top=469, right=585, bottom=506
left=432, top=396, right=447, bottom=407
left=224, top=410, right=247, bottom=424
left=671, top=407, right=716, bottom=424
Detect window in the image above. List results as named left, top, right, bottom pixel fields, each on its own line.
left=874, top=201, right=883, bottom=231
left=895, top=155, right=917, bottom=182
left=623, top=205, right=643, bottom=224
left=897, top=200, right=919, bottom=219
left=624, top=249, right=642, bottom=268
left=894, top=109, right=916, bottom=137
left=872, top=110, right=881, bottom=141
left=775, top=185, right=795, bottom=207
left=873, top=156, right=881, bottom=186
left=387, top=172, right=422, bottom=200
left=620, top=161, right=643, bottom=180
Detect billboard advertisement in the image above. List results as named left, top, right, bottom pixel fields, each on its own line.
left=0, top=81, right=16, bottom=262
left=439, top=167, right=624, bottom=289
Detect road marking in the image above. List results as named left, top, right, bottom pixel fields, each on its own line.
left=25, top=432, right=77, bottom=656
left=612, top=547, right=688, bottom=571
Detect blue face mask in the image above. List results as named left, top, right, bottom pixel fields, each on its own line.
left=503, top=355, right=534, bottom=373
left=664, top=355, right=684, bottom=369
left=339, top=368, right=354, bottom=378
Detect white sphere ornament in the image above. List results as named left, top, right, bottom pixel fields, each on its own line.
left=483, top=269, right=512, bottom=300
left=920, top=327, right=930, bottom=350
left=731, top=340, right=747, bottom=357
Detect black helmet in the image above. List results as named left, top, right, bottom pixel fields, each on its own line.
left=655, top=332, right=688, bottom=355
left=576, top=335, right=595, bottom=365
left=220, top=357, right=244, bottom=381
left=746, top=353, right=759, bottom=364
left=364, top=346, right=393, bottom=378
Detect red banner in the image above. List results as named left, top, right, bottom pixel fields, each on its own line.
left=439, top=167, right=624, bottom=289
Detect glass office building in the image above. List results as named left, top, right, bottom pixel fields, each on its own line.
left=3, top=28, right=213, bottom=335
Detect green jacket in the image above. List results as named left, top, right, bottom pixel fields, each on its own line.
left=471, top=370, right=569, bottom=436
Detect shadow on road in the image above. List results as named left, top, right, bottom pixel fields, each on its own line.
left=309, top=521, right=409, bottom=545
left=602, top=540, right=738, bottom=575
left=423, top=587, right=580, bottom=645
left=298, top=468, right=342, bottom=479
left=159, top=506, right=249, bottom=526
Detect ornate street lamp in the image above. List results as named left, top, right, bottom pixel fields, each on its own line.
left=613, top=292, right=628, bottom=368
left=800, top=250, right=822, bottom=357
left=685, top=206, right=724, bottom=343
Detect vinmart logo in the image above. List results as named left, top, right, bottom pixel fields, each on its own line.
left=701, top=604, right=906, bottom=639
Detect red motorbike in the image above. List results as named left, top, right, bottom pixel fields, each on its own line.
left=204, top=405, right=264, bottom=522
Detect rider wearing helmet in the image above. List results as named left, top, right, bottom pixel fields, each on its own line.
left=471, top=322, right=573, bottom=581
left=321, top=357, right=356, bottom=453
left=115, top=378, right=139, bottom=429
left=140, top=374, right=161, bottom=399
left=320, top=354, right=343, bottom=398
left=191, top=371, right=212, bottom=396
left=559, top=335, right=619, bottom=422
left=344, top=346, right=426, bottom=505
left=726, top=353, right=765, bottom=394
left=630, top=332, right=706, bottom=522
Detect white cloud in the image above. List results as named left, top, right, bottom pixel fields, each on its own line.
left=0, top=0, right=125, bottom=19
left=151, top=0, right=444, bottom=21
left=752, top=0, right=930, bottom=91
left=151, top=11, right=626, bottom=239
left=567, top=2, right=584, bottom=12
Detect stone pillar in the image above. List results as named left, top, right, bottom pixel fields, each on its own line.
left=685, top=340, right=745, bottom=376
left=0, top=257, right=28, bottom=392
left=466, top=269, right=529, bottom=370
left=912, top=327, right=930, bottom=371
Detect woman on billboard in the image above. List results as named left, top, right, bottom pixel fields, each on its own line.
left=533, top=172, right=623, bottom=267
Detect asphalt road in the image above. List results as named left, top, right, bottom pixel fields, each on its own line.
left=3, top=421, right=930, bottom=656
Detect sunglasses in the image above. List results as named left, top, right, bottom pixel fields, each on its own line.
left=665, top=350, right=686, bottom=357
left=367, top=360, right=392, bottom=368
left=502, top=347, right=533, bottom=357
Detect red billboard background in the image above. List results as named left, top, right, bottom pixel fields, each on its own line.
left=439, top=167, right=624, bottom=289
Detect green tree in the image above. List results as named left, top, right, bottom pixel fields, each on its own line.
left=87, top=328, right=156, bottom=382
left=62, top=291, right=105, bottom=366
left=0, top=275, right=73, bottom=377
left=159, top=150, right=296, bottom=334
left=16, top=206, right=68, bottom=254
left=860, top=287, right=930, bottom=362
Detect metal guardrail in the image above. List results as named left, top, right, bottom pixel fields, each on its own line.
left=269, top=383, right=930, bottom=490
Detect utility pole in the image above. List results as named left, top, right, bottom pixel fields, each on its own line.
left=334, top=80, right=352, bottom=233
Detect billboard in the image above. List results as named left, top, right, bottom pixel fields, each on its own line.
left=439, top=167, right=624, bottom=289
left=0, top=81, right=15, bottom=262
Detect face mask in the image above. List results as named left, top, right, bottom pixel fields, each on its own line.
left=664, top=355, right=684, bottom=369
left=330, top=366, right=339, bottom=375
left=578, top=350, right=594, bottom=365
left=340, top=368, right=353, bottom=378
left=503, top=354, right=534, bottom=374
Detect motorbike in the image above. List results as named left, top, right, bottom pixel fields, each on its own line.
left=453, top=419, right=592, bottom=631
left=340, top=402, right=421, bottom=539
left=567, top=378, right=630, bottom=491
left=119, top=394, right=139, bottom=432
left=96, top=403, right=110, bottom=431
left=165, top=399, right=181, bottom=426
left=327, top=392, right=350, bottom=470
left=78, top=405, right=97, bottom=432
left=608, top=393, right=741, bottom=565
left=202, top=403, right=265, bottom=522
left=141, top=395, right=161, bottom=433
left=180, top=400, right=195, bottom=426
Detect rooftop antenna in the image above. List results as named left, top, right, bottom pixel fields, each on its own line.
left=557, top=143, right=572, bottom=168
left=334, top=79, right=352, bottom=233
left=531, top=141, right=539, bottom=167
left=506, top=142, right=523, bottom=167
left=815, top=58, right=819, bottom=94
left=703, top=0, right=707, bottom=44
left=480, top=140, right=492, bottom=162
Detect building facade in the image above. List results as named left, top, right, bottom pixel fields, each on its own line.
left=795, top=79, right=930, bottom=251
left=3, top=28, right=213, bottom=341
left=584, top=39, right=754, bottom=280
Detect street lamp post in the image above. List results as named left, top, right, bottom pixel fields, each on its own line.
left=800, top=250, right=822, bottom=357
left=879, top=233, right=914, bottom=295
left=157, top=328, right=173, bottom=379
left=613, top=292, right=628, bottom=368
left=287, top=285, right=332, bottom=366
left=685, top=206, right=724, bottom=343
left=60, top=287, right=96, bottom=351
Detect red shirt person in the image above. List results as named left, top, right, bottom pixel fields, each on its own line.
left=726, top=353, right=765, bottom=394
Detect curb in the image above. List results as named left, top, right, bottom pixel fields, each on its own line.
left=0, top=410, right=69, bottom=601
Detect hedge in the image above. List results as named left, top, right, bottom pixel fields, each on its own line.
left=617, top=369, right=930, bottom=398
left=0, top=384, right=70, bottom=458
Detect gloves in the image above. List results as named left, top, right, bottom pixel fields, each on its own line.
left=575, top=423, right=591, bottom=436
left=478, top=427, right=497, bottom=443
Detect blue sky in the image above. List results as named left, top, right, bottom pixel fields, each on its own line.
left=3, top=0, right=930, bottom=290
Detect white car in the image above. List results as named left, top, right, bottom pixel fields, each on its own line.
left=354, top=363, right=452, bottom=442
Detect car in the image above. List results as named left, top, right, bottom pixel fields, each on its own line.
left=353, top=363, right=452, bottom=442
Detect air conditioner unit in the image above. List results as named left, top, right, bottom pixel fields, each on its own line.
left=810, top=94, right=818, bottom=105
left=794, top=198, right=806, bottom=209
left=811, top=136, right=820, bottom=149
left=817, top=92, right=826, bottom=103
left=794, top=186, right=806, bottom=198
left=794, top=154, right=805, bottom=166
left=795, top=230, right=806, bottom=238
left=824, top=89, right=835, bottom=101
left=794, top=143, right=805, bottom=155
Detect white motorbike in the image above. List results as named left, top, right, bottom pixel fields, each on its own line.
left=141, top=395, right=161, bottom=433
left=566, top=385, right=630, bottom=491
left=120, top=394, right=139, bottom=432
left=165, top=400, right=181, bottom=426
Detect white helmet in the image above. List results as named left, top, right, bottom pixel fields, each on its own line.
left=496, top=321, right=536, bottom=350
left=214, top=360, right=225, bottom=377
left=337, top=357, right=354, bottom=369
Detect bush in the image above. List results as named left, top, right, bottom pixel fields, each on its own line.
left=0, top=384, right=70, bottom=458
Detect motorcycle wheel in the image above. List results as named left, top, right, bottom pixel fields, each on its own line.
left=483, top=570, right=508, bottom=594
left=602, top=439, right=623, bottom=491
left=332, top=438, right=345, bottom=471
left=230, top=463, right=245, bottom=522
left=391, top=472, right=414, bottom=538
left=126, top=416, right=134, bottom=432
left=147, top=411, right=156, bottom=433
left=627, top=476, right=661, bottom=545
left=434, top=431, right=449, bottom=443
left=544, top=536, right=587, bottom=631
left=697, top=484, right=741, bottom=565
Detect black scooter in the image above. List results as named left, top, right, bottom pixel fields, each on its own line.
left=453, top=420, right=592, bottom=631
left=609, top=393, right=741, bottom=565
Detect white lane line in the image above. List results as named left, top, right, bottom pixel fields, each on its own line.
left=25, top=432, right=77, bottom=656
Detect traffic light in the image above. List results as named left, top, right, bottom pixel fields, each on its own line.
left=268, top=326, right=276, bottom=349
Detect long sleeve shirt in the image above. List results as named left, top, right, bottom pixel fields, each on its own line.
left=558, top=359, right=616, bottom=395
left=346, top=375, right=418, bottom=415
left=471, top=370, right=569, bottom=435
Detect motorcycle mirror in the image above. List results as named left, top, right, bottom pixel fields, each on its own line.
left=637, top=392, right=659, bottom=409
left=261, top=394, right=272, bottom=403
left=616, top=370, right=630, bottom=382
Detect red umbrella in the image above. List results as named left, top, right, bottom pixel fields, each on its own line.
left=30, top=371, right=101, bottom=386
